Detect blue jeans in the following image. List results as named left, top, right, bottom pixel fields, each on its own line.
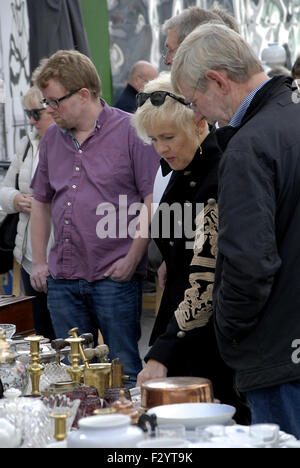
left=47, top=276, right=143, bottom=386
left=247, top=380, right=300, bottom=439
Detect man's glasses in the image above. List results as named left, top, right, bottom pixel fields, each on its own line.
left=136, top=91, right=191, bottom=108
left=162, top=47, right=178, bottom=62
left=24, top=108, right=46, bottom=121
left=41, top=88, right=81, bottom=110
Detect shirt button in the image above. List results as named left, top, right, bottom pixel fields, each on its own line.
left=177, top=331, right=186, bottom=338
left=189, top=181, right=196, bottom=187
left=78, top=149, right=83, bottom=154
left=184, top=170, right=191, bottom=176
left=169, top=241, right=174, bottom=247
left=208, top=198, right=216, bottom=205
left=67, top=202, right=72, bottom=207
left=65, top=220, right=69, bottom=225
left=65, top=238, right=70, bottom=243
left=72, top=185, right=77, bottom=189
left=75, top=166, right=80, bottom=171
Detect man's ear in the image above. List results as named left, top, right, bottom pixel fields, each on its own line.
left=78, top=87, right=91, bottom=102
left=204, top=70, right=230, bottom=94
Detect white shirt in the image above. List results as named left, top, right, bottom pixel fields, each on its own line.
left=152, top=166, right=172, bottom=215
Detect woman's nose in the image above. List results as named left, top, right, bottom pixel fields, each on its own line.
left=156, top=141, right=169, bottom=155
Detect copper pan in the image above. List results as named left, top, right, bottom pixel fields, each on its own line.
left=141, top=377, right=214, bottom=409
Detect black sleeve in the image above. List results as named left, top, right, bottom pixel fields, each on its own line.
left=214, top=149, right=281, bottom=343
left=146, top=201, right=218, bottom=366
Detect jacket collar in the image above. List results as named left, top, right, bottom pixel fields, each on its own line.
left=160, top=158, right=172, bottom=176
left=178, top=130, right=221, bottom=176
left=216, top=76, right=294, bottom=152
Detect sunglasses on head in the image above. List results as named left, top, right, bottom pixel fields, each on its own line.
left=24, top=108, right=45, bottom=121
left=136, top=91, right=191, bottom=108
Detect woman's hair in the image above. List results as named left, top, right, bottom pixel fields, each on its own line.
left=132, top=71, right=200, bottom=144
left=22, top=86, right=44, bottom=109
left=172, top=23, right=263, bottom=94
left=33, top=49, right=101, bottom=98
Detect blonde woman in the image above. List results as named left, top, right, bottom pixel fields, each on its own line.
left=132, top=72, right=250, bottom=424
left=0, top=86, right=55, bottom=339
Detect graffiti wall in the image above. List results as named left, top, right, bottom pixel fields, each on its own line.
left=0, top=0, right=30, bottom=167
left=107, top=0, right=300, bottom=101
left=1, top=0, right=300, bottom=163
left=0, top=0, right=90, bottom=166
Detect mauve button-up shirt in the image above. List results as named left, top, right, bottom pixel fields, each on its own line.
left=31, top=101, right=160, bottom=282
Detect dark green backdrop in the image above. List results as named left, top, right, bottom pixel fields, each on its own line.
left=80, top=0, right=113, bottom=105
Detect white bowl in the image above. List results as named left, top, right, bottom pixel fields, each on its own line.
left=147, top=403, right=236, bottom=429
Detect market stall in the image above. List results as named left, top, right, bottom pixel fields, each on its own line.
left=0, top=325, right=299, bottom=449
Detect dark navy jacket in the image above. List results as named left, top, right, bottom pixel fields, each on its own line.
left=213, top=76, right=300, bottom=392
left=114, top=84, right=137, bottom=114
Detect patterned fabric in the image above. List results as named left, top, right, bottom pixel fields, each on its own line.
left=175, top=202, right=218, bottom=331
left=147, top=131, right=221, bottom=351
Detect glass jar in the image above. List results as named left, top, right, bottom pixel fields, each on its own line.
left=0, top=330, right=28, bottom=395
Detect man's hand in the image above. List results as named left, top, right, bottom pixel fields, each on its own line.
left=136, top=359, right=168, bottom=387
left=30, top=262, right=49, bottom=293
left=103, top=253, right=138, bottom=282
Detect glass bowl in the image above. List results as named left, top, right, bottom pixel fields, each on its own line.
left=0, top=324, right=16, bottom=340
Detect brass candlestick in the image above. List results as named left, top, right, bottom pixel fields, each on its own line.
left=24, top=335, right=44, bottom=395
left=65, top=337, right=84, bottom=383
left=68, top=327, right=90, bottom=369
left=50, top=412, right=70, bottom=441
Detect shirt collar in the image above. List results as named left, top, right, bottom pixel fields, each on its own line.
left=59, top=98, right=107, bottom=147
left=229, top=79, right=271, bottom=128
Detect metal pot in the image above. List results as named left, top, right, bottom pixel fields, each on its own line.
left=141, top=377, right=213, bottom=409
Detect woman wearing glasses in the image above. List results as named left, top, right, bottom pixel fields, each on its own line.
left=132, top=72, right=250, bottom=423
left=0, top=86, right=55, bottom=339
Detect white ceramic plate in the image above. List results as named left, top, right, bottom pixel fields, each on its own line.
left=147, top=403, right=236, bottom=429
